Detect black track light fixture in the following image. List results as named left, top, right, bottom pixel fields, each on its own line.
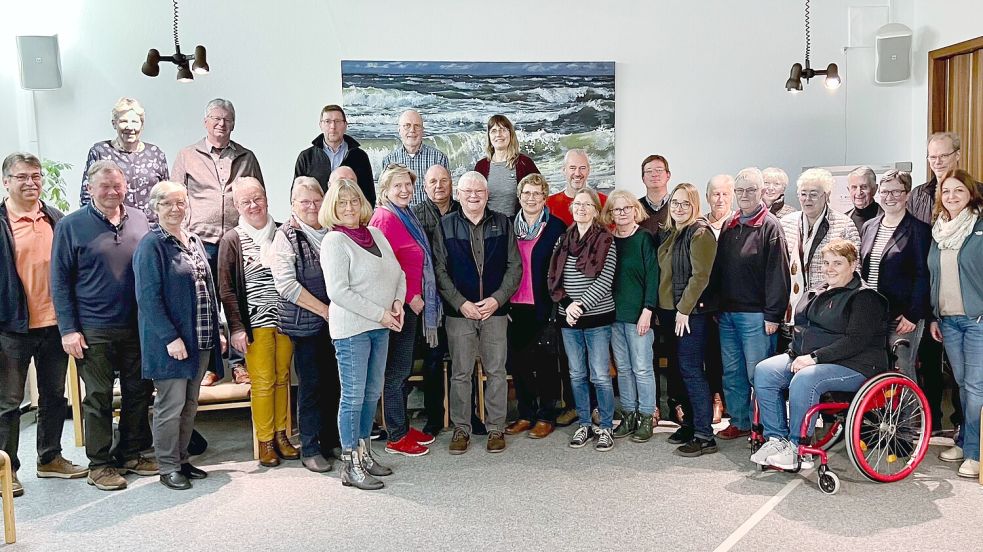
left=141, top=1, right=209, bottom=82
left=785, top=0, right=840, bottom=93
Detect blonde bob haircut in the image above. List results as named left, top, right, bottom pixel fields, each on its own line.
left=666, top=182, right=702, bottom=231
left=600, top=189, right=649, bottom=226
left=517, top=173, right=550, bottom=197
left=377, top=164, right=417, bottom=207
left=484, top=114, right=520, bottom=168
left=319, top=178, right=373, bottom=228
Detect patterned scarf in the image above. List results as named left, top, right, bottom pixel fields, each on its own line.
left=548, top=222, right=613, bottom=302
left=332, top=224, right=375, bottom=250
left=385, top=204, right=442, bottom=346
left=933, top=208, right=978, bottom=250
left=238, top=215, right=276, bottom=267
left=514, top=206, right=551, bottom=241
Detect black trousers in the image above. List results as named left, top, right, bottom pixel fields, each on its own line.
left=917, top=333, right=963, bottom=430
left=508, top=305, right=560, bottom=422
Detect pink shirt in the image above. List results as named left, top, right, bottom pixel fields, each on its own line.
left=369, top=208, right=424, bottom=303
left=511, top=234, right=541, bottom=305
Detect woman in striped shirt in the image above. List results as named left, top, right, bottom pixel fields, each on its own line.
left=548, top=188, right=618, bottom=451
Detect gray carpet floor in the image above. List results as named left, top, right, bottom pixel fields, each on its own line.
left=4, top=409, right=982, bottom=551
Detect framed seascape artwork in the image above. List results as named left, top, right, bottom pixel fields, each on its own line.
left=341, top=60, right=616, bottom=192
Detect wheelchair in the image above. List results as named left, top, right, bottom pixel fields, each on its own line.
left=749, top=342, right=933, bottom=495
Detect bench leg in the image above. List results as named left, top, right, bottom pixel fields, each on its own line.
left=68, top=358, right=85, bottom=448
left=0, top=451, right=16, bottom=544
left=476, top=360, right=486, bottom=423
left=443, top=361, right=449, bottom=430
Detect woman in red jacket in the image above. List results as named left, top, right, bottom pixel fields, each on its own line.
left=474, top=114, right=539, bottom=218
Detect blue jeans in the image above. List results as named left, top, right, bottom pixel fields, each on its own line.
left=940, top=315, right=983, bottom=461
left=611, top=321, right=655, bottom=415
left=561, top=325, right=615, bottom=429
left=754, top=354, right=865, bottom=444
left=658, top=310, right=714, bottom=439
left=333, top=328, right=389, bottom=450
left=718, top=312, right=777, bottom=431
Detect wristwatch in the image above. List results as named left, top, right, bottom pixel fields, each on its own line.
left=809, top=352, right=818, bottom=362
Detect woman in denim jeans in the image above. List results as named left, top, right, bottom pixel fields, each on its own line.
left=927, top=169, right=983, bottom=479
left=600, top=191, right=659, bottom=443
left=320, top=179, right=406, bottom=490
left=548, top=188, right=618, bottom=451
left=656, top=183, right=719, bottom=457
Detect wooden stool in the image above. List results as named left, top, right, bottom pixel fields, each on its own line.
left=0, top=450, right=16, bottom=544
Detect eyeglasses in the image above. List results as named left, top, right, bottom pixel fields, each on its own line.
left=520, top=191, right=545, bottom=199
left=643, top=168, right=667, bottom=175
left=798, top=191, right=824, bottom=200
left=7, top=173, right=43, bottom=183
left=611, top=206, right=634, bottom=215
left=296, top=199, right=323, bottom=208
left=878, top=189, right=907, bottom=198
left=571, top=202, right=595, bottom=210
left=320, top=118, right=346, bottom=126
left=385, top=163, right=407, bottom=170
left=459, top=189, right=486, bottom=197
left=158, top=200, right=187, bottom=210
left=669, top=200, right=692, bottom=210
left=734, top=187, right=759, bottom=196
left=238, top=197, right=267, bottom=208
left=927, top=150, right=957, bottom=163
left=400, top=123, right=423, bottom=131
left=206, top=115, right=234, bottom=124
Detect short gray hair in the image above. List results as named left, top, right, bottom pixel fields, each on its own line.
left=928, top=131, right=960, bottom=152
left=457, top=171, right=488, bottom=190
left=563, top=149, right=590, bottom=165
left=2, top=152, right=41, bottom=176
left=231, top=176, right=265, bottom=202
left=291, top=176, right=324, bottom=202
left=734, top=167, right=764, bottom=188
left=148, top=181, right=186, bottom=212
left=848, top=166, right=877, bottom=191
left=87, top=160, right=125, bottom=182
left=205, top=98, right=236, bottom=119
left=706, top=174, right=735, bottom=198
left=762, top=167, right=789, bottom=187
left=112, top=97, right=145, bottom=123
left=798, top=168, right=835, bottom=195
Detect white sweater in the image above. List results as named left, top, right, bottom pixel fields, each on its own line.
left=320, top=227, right=407, bottom=340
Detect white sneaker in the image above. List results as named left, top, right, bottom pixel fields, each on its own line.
left=940, top=445, right=964, bottom=463
left=750, top=437, right=784, bottom=465
left=765, top=439, right=799, bottom=470
left=957, top=459, right=980, bottom=478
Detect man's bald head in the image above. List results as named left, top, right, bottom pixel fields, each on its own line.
left=328, top=166, right=357, bottom=188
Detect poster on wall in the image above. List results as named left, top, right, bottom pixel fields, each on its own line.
left=341, top=60, right=616, bottom=192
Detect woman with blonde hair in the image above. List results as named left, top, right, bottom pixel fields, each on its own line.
left=474, top=114, right=540, bottom=217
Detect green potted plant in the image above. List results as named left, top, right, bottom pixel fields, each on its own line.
left=40, top=159, right=72, bottom=212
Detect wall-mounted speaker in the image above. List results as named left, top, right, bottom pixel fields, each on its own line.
left=874, top=23, right=912, bottom=84
left=16, top=35, right=63, bottom=90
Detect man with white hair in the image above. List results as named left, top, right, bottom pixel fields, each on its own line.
left=703, top=174, right=735, bottom=423
left=711, top=167, right=790, bottom=440
left=432, top=171, right=521, bottom=455
left=546, top=149, right=607, bottom=227
left=381, top=110, right=449, bottom=207
left=846, top=166, right=881, bottom=231
left=705, top=174, right=735, bottom=238
left=172, top=98, right=263, bottom=385
left=780, top=168, right=861, bottom=319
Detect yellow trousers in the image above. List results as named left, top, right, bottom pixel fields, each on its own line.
left=244, top=327, right=293, bottom=442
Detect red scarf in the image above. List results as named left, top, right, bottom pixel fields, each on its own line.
left=332, top=225, right=375, bottom=250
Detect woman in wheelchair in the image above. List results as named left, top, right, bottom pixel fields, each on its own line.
left=751, top=239, right=890, bottom=470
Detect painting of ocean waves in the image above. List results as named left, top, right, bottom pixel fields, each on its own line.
left=341, top=61, right=616, bottom=192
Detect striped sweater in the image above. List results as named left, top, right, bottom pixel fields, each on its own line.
left=557, top=250, right=618, bottom=328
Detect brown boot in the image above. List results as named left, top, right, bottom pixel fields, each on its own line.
left=258, top=440, right=280, bottom=467
left=712, top=393, right=724, bottom=425
left=274, top=431, right=300, bottom=460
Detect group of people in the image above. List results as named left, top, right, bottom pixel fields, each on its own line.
left=0, top=95, right=980, bottom=497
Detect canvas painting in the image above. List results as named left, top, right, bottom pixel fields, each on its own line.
left=341, top=60, right=616, bottom=192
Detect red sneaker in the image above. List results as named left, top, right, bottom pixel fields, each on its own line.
left=385, top=435, right=430, bottom=457
left=407, top=426, right=436, bottom=445
left=716, top=425, right=751, bottom=440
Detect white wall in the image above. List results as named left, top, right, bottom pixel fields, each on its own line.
left=1, top=0, right=976, bottom=217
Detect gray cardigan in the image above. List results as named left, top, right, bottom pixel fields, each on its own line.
left=928, top=216, right=983, bottom=319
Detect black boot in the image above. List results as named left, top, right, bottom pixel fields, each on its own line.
left=341, top=449, right=383, bottom=490
left=358, top=438, right=393, bottom=477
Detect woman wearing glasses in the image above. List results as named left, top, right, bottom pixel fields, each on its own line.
left=548, top=188, right=618, bottom=451
left=600, top=191, right=659, bottom=443
left=504, top=174, right=567, bottom=439
left=218, top=178, right=297, bottom=468
left=474, top=114, right=540, bottom=217
left=656, top=183, right=720, bottom=456
left=858, top=171, right=931, bottom=380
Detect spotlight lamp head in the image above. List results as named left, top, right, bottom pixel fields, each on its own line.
left=785, top=63, right=803, bottom=93
left=192, top=45, right=209, bottom=74
left=141, top=49, right=161, bottom=77
left=824, top=63, right=840, bottom=89
left=176, top=62, right=194, bottom=82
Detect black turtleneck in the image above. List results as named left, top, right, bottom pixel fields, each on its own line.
left=847, top=201, right=882, bottom=232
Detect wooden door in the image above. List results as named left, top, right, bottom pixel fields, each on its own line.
left=928, top=36, right=983, bottom=180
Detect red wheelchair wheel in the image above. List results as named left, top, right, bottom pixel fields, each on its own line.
left=845, top=373, right=932, bottom=483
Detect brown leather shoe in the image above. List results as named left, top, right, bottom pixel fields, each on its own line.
left=448, top=428, right=470, bottom=455
left=274, top=431, right=300, bottom=460
left=200, top=371, right=220, bottom=387
left=232, top=364, right=251, bottom=384
left=487, top=430, right=506, bottom=453
left=528, top=421, right=554, bottom=439
left=505, top=419, right=533, bottom=435
left=258, top=440, right=281, bottom=467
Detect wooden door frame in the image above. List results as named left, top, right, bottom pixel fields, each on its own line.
left=927, top=35, right=983, bottom=177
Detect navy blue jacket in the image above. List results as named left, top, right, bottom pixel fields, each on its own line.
left=50, top=204, right=150, bottom=335
left=524, top=214, right=566, bottom=323
left=133, top=227, right=223, bottom=380
left=860, top=211, right=932, bottom=322
left=0, top=201, right=64, bottom=334
left=432, top=208, right=522, bottom=318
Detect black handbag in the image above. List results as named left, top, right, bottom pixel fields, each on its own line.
left=535, top=304, right=560, bottom=352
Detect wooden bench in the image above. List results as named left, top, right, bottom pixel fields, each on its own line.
left=0, top=450, right=15, bottom=544
left=68, top=358, right=289, bottom=460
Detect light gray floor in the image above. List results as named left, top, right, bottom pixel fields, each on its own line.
left=5, top=409, right=982, bottom=551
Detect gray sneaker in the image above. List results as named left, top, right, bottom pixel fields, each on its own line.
left=120, top=455, right=159, bottom=476
left=87, top=466, right=127, bottom=491
left=750, top=437, right=785, bottom=465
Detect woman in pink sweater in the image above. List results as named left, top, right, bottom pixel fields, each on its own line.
left=369, top=164, right=442, bottom=457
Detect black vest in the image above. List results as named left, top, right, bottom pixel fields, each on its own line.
left=669, top=220, right=717, bottom=314
left=277, top=224, right=330, bottom=337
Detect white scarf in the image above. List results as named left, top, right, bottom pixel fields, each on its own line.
left=933, top=208, right=978, bottom=250
left=239, top=214, right=276, bottom=267
left=295, top=214, right=328, bottom=250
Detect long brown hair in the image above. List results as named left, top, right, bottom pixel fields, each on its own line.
left=932, top=169, right=983, bottom=222
left=484, top=114, right=520, bottom=168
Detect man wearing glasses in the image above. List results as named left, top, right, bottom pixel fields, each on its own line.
left=381, top=110, right=449, bottom=207
left=294, top=105, right=375, bottom=203
left=712, top=167, right=790, bottom=441
left=908, top=132, right=963, bottom=226
left=638, top=154, right=672, bottom=232
left=172, top=98, right=263, bottom=386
